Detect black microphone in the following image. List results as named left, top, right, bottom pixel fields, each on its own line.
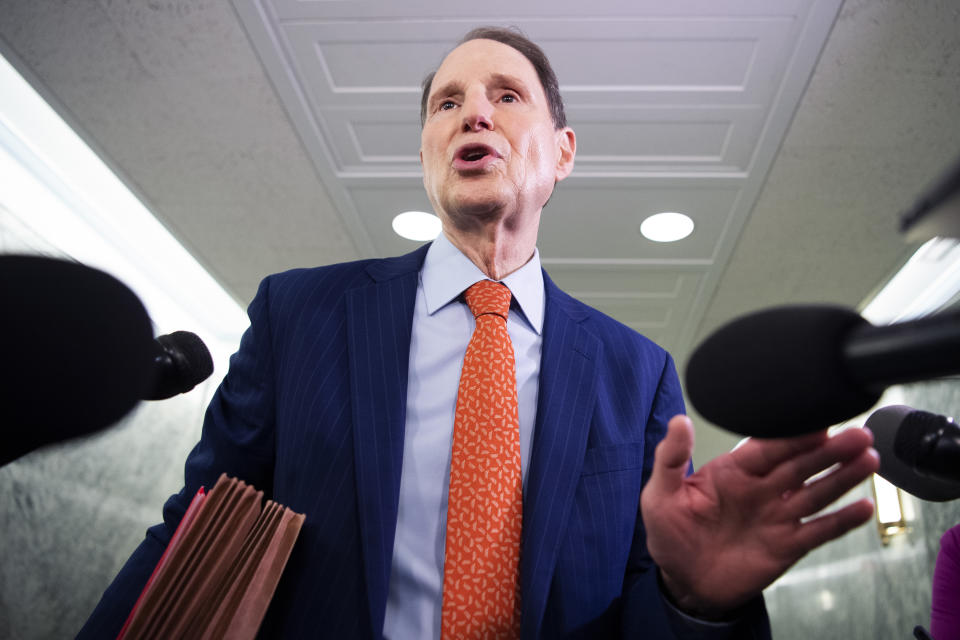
left=146, top=331, right=214, bottom=400
left=867, top=405, right=960, bottom=501
left=1, top=256, right=217, bottom=466
left=1, top=255, right=156, bottom=465
left=685, top=305, right=960, bottom=437
left=913, top=626, right=936, bottom=640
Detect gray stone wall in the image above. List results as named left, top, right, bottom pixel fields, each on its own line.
left=0, top=385, right=215, bottom=638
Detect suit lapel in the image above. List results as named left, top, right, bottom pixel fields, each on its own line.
left=345, top=245, right=428, bottom=638
left=521, top=273, right=602, bottom=640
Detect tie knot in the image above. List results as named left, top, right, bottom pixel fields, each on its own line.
left=465, top=280, right=511, bottom=320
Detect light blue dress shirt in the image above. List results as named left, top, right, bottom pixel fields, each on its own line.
left=383, top=233, right=544, bottom=640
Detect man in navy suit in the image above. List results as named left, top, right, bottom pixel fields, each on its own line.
left=80, top=26, right=879, bottom=639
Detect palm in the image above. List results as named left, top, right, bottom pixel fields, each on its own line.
left=640, top=416, right=878, bottom=617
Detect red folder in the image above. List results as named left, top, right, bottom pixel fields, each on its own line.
left=117, top=474, right=305, bottom=639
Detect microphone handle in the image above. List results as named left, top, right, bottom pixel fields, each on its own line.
left=913, top=625, right=935, bottom=640
left=843, top=309, right=960, bottom=390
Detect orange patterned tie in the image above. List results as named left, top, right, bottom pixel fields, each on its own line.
left=441, top=279, right=522, bottom=639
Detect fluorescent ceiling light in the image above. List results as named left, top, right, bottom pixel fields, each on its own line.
left=0, top=51, right=248, bottom=355
left=393, top=210, right=441, bottom=241
left=640, top=212, right=694, bottom=243
left=861, top=236, right=960, bottom=324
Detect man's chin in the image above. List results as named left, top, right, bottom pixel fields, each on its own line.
left=444, top=192, right=510, bottom=220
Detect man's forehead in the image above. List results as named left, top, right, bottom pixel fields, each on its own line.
left=431, top=38, right=539, bottom=91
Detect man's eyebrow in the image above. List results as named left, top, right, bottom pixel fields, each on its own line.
left=428, top=80, right=463, bottom=107
left=487, top=73, right=528, bottom=91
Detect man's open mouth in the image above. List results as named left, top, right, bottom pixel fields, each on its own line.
left=455, top=144, right=499, bottom=165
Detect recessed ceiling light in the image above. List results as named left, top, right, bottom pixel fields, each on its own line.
left=392, top=210, right=441, bottom=241
left=640, top=212, right=695, bottom=243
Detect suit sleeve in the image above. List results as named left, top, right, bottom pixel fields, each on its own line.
left=76, top=276, right=280, bottom=639
left=621, top=353, right=772, bottom=639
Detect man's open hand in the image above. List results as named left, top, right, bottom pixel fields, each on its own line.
left=639, top=415, right=879, bottom=619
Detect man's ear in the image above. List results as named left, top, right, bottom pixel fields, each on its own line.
left=554, top=127, right=576, bottom=182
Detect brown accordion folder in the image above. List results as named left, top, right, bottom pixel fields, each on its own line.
left=116, top=473, right=305, bottom=639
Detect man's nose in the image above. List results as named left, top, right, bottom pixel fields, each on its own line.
left=461, top=92, right=494, bottom=132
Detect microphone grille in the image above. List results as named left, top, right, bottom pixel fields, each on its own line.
left=893, top=409, right=952, bottom=465
left=157, top=331, right=214, bottom=386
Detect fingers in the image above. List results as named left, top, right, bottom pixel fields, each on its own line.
left=793, top=497, right=876, bottom=553
left=767, top=427, right=876, bottom=492
left=731, top=426, right=874, bottom=488
left=661, top=415, right=695, bottom=468
left=782, top=447, right=880, bottom=518
left=647, top=415, right=695, bottom=495
left=731, top=430, right=828, bottom=477
left=777, top=434, right=878, bottom=555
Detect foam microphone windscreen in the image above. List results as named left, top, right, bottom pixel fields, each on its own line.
left=867, top=405, right=960, bottom=502
left=149, top=330, right=215, bottom=400
left=1, top=255, right=156, bottom=465
left=685, top=305, right=882, bottom=437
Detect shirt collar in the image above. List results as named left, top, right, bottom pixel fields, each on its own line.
left=421, top=232, right=545, bottom=335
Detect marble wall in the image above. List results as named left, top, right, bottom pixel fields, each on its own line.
left=0, top=381, right=218, bottom=638
left=765, top=378, right=960, bottom=639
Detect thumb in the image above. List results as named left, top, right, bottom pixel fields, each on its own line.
left=646, top=415, right=695, bottom=496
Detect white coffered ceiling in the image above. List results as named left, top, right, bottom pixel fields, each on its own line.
left=1, top=0, right=958, bottom=460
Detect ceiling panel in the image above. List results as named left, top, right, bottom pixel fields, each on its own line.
left=538, top=183, right=741, bottom=260
left=268, top=0, right=808, bottom=21
left=543, top=264, right=692, bottom=296
left=562, top=105, right=766, bottom=175
left=323, top=108, right=421, bottom=174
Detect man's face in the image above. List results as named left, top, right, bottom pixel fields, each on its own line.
left=420, top=39, right=575, bottom=229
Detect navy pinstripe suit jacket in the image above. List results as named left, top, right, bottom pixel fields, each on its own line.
left=79, top=244, right=769, bottom=639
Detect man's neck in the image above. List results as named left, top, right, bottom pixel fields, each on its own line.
left=441, top=224, right=537, bottom=281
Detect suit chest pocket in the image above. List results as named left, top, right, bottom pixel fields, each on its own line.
left=579, top=442, right=644, bottom=477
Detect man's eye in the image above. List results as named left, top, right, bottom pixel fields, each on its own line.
left=501, top=94, right=517, bottom=103
left=439, top=101, right=456, bottom=111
